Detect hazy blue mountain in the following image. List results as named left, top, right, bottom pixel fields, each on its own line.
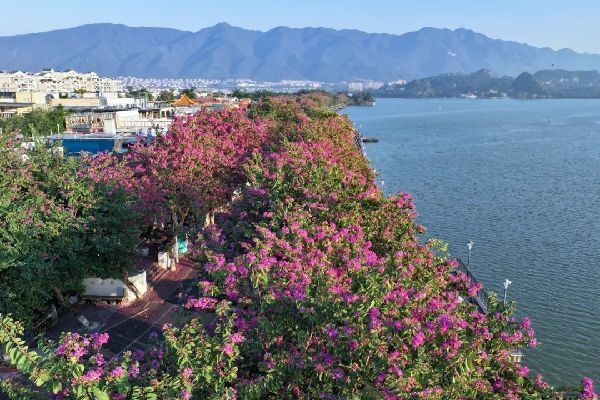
left=2, top=23, right=600, bottom=81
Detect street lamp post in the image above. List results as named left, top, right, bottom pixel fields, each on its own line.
left=467, top=240, right=474, bottom=267
left=503, top=278, right=512, bottom=306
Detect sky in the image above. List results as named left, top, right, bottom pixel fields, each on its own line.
left=2, top=0, right=600, bottom=53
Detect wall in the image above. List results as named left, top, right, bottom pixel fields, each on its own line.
left=50, top=97, right=101, bottom=108
left=82, top=270, right=147, bottom=301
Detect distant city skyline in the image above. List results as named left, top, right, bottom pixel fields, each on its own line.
left=2, top=0, right=600, bottom=54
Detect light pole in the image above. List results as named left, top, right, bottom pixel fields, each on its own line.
left=467, top=240, right=474, bottom=267
left=503, top=278, right=512, bottom=306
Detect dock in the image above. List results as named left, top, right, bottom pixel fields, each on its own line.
left=361, top=137, right=379, bottom=143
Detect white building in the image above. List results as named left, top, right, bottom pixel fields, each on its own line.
left=0, top=69, right=123, bottom=95
left=348, top=81, right=385, bottom=91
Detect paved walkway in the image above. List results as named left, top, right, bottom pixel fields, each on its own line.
left=46, top=257, right=198, bottom=354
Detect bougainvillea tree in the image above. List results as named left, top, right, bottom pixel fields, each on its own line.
left=87, top=109, right=269, bottom=228
left=135, top=109, right=269, bottom=226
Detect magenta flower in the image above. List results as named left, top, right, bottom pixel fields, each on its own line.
left=582, top=377, right=598, bottom=400
left=109, top=367, right=124, bottom=379
left=91, top=332, right=109, bottom=349
left=324, top=326, right=338, bottom=339
left=230, top=333, right=245, bottom=344
left=81, top=368, right=104, bottom=383
left=127, top=365, right=140, bottom=379
left=181, top=390, right=192, bottom=400
left=331, top=368, right=345, bottom=380
left=222, top=343, right=235, bottom=356
left=185, top=296, right=218, bottom=310
left=411, top=331, right=426, bottom=348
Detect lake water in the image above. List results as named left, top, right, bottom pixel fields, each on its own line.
left=344, top=98, right=600, bottom=385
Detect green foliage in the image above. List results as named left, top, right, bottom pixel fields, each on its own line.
left=156, top=90, right=176, bottom=102
left=180, top=88, right=197, bottom=99
left=0, top=106, right=70, bottom=137
left=126, top=88, right=154, bottom=101
left=230, top=89, right=276, bottom=101
left=0, top=134, right=142, bottom=327
left=348, top=90, right=375, bottom=105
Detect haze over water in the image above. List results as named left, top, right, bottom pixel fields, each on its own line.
left=345, top=98, right=600, bottom=385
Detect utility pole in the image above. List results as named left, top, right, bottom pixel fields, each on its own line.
left=467, top=240, right=474, bottom=267
left=503, top=278, right=512, bottom=306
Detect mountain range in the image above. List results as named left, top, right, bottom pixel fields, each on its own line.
left=2, top=23, right=600, bottom=82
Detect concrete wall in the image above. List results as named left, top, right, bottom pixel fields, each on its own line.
left=102, top=96, right=135, bottom=107
left=82, top=270, right=147, bottom=301
left=51, top=97, right=101, bottom=108
left=15, top=91, right=46, bottom=105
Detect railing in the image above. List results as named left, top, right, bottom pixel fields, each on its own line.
left=354, top=131, right=364, bottom=153
left=454, top=259, right=489, bottom=314
left=117, top=119, right=172, bottom=130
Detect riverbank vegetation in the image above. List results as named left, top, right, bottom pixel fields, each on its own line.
left=0, top=93, right=596, bottom=399
left=347, top=90, right=375, bottom=105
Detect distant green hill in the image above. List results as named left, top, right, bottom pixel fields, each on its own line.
left=511, top=72, right=548, bottom=99
left=375, top=69, right=600, bottom=99
left=534, top=69, right=600, bottom=98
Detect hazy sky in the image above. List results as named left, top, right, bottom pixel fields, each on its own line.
left=2, top=0, right=600, bottom=53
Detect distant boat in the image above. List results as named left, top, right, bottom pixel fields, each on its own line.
left=361, top=137, right=379, bottom=143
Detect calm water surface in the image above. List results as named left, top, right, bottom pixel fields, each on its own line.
left=345, top=98, right=600, bottom=385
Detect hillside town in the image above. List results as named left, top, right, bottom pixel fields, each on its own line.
left=0, top=69, right=258, bottom=151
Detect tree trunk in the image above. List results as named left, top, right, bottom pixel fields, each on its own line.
left=52, top=287, right=98, bottom=330
left=172, top=211, right=179, bottom=264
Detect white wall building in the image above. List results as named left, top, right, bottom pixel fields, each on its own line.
left=0, top=69, right=123, bottom=95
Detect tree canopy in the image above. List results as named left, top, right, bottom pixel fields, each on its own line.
left=0, top=106, right=70, bottom=137
left=87, top=109, right=269, bottom=228
left=126, top=88, right=154, bottom=100
left=156, top=90, right=176, bottom=102
left=0, top=133, right=141, bottom=327
left=180, top=88, right=197, bottom=99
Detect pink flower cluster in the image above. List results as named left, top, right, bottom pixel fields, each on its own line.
left=187, top=102, right=557, bottom=398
